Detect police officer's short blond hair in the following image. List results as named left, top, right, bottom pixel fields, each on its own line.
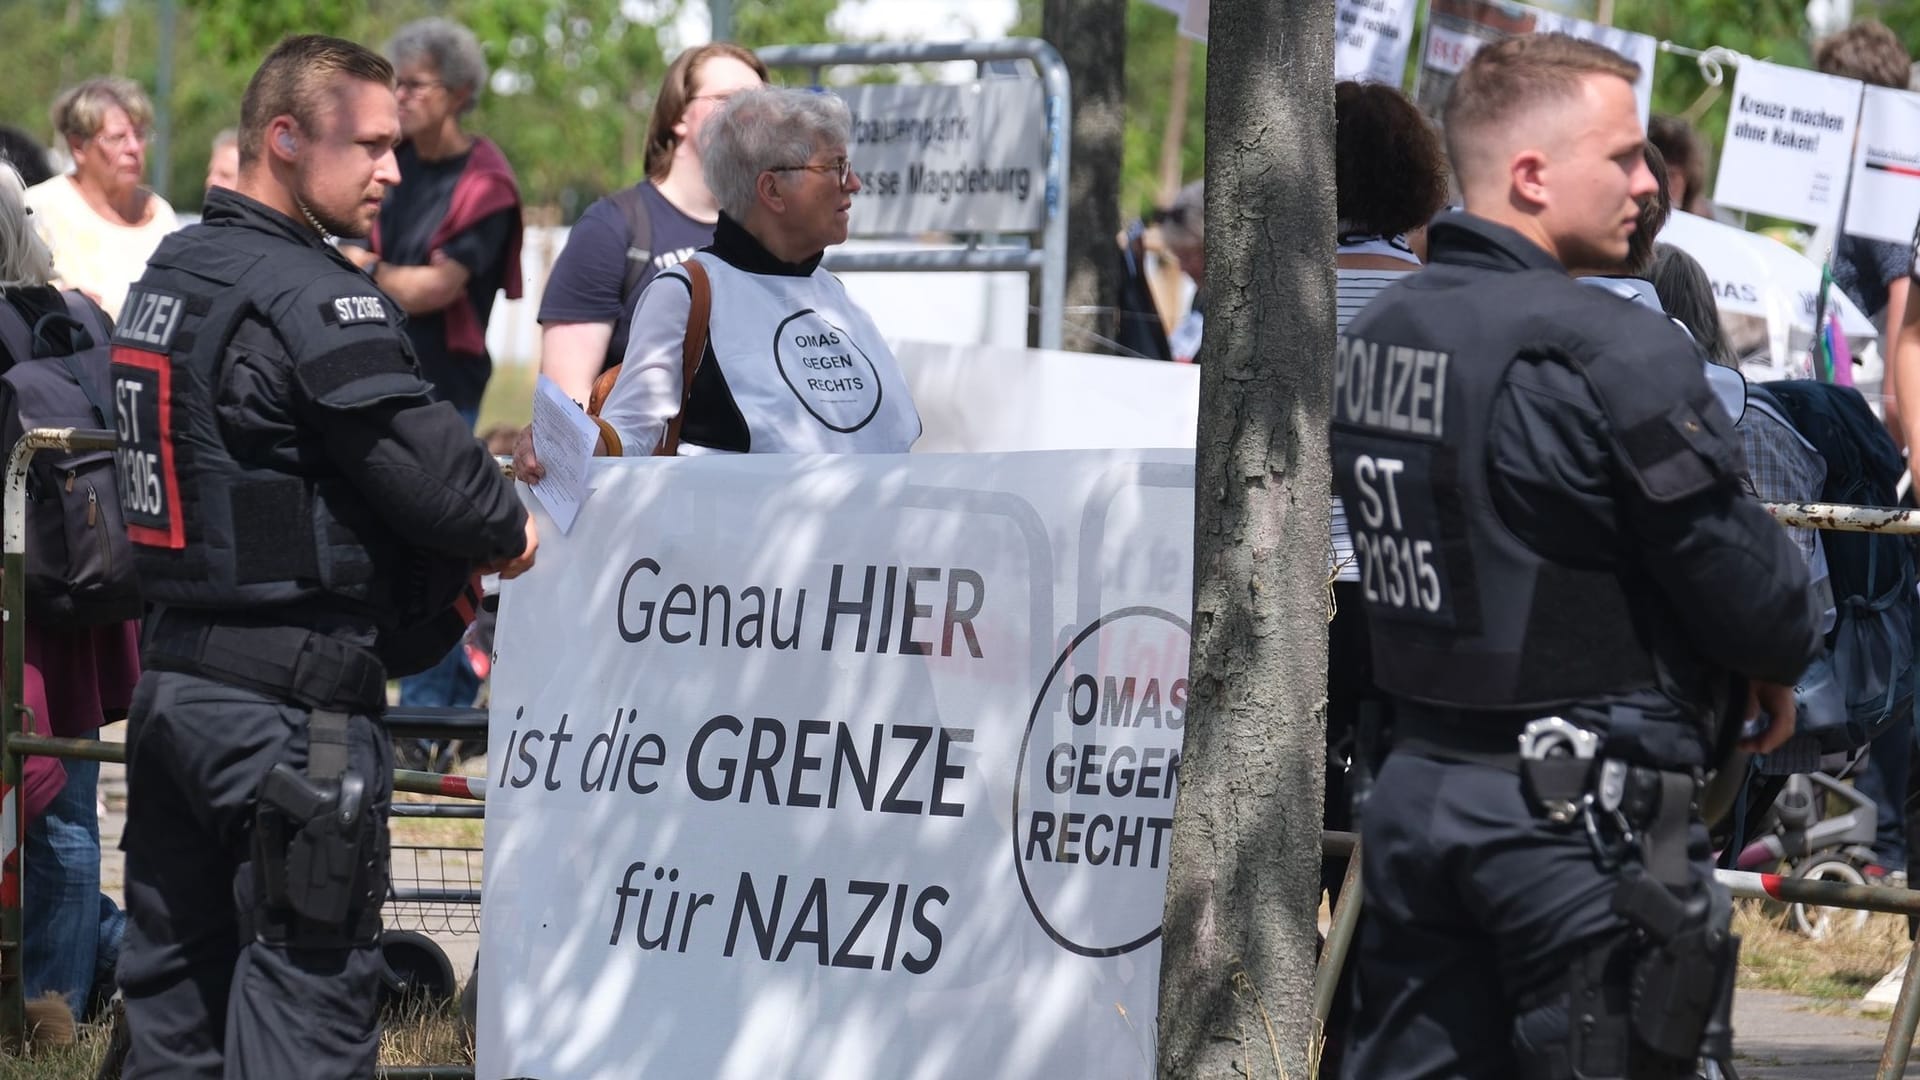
left=238, top=35, right=394, bottom=166
left=1443, top=35, right=1640, bottom=186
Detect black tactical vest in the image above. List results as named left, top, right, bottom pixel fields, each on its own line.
left=1330, top=217, right=1743, bottom=712
left=110, top=215, right=416, bottom=617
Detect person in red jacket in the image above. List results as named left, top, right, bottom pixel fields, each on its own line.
left=343, top=17, right=525, bottom=720
left=343, top=16, right=522, bottom=430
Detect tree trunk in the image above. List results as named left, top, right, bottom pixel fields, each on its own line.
left=1156, top=0, right=1336, bottom=1076
left=1043, top=0, right=1125, bottom=354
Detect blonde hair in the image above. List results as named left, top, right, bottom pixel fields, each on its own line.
left=1443, top=35, right=1641, bottom=188
left=50, top=76, right=155, bottom=145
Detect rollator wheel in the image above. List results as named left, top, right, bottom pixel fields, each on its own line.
left=1788, top=857, right=1873, bottom=940
left=380, top=929, right=457, bottom=1015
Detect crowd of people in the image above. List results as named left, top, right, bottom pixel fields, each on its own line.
left=0, top=12, right=920, bottom=1073
left=0, top=8, right=1918, bottom=1080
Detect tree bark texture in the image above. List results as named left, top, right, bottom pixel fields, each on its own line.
left=1043, top=0, right=1126, bottom=354
left=1155, top=0, right=1336, bottom=1076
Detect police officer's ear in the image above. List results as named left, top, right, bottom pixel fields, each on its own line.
left=268, top=120, right=300, bottom=163
left=1510, top=148, right=1552, bottom=209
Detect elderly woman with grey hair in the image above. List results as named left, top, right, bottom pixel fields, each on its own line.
left=0, top=161, right=141, bottom=1030
left=341, top=16, right=524, bottom=430
left=585, top=87, right=920, bottom=458
left=25, top=76, right=177, bottom=320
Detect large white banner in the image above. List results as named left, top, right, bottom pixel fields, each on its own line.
left=895, top=340, right=1199, bottom=453
left=480, top=450, right=1195, bottom=1080
left=840, top=81, right=1048, bottom=237
left=1337, top=0, right=1420, bottom=85
left=1845, top=85, right=1920, bottom=245
left=1713, top=60, right=1862, bottom=227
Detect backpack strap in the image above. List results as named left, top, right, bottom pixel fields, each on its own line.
left=609, top=183, right=655, bottom=310
left=35, top=294, right=112, bottom=427
left=583, top=259, right=710, bottom=456
left=0, top=300, right=32, bottom=370
left=655, top=259, right=710, bottom=458
left=57, top=291, right=109, bottom=352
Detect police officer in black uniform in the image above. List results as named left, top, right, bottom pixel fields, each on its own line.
left=1333, top=35, right=1820, bottom=1080
left=108, top=35, right=536, bottom=1079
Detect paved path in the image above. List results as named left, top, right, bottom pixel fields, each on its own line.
left=1735, top=989, right=1899, bottom=1078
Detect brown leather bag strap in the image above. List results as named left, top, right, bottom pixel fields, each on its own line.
left=654, top=259, right=712, bottom=457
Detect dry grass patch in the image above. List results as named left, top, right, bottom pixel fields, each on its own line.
left=380, top=995, right=474, bottom=1069
left=1734, top=898, right=1908, bottom=1006
left=0, top=998, right=469, bottom=1080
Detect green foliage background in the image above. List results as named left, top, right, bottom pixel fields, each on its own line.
left=0, top=0, right=837, bottom=217
left=2, top=1, right=1914, bottom=222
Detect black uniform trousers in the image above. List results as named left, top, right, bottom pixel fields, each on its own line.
left=1340, top=749, right=1706, bottom=1080
left=118, top=670, right=393, bottom=1080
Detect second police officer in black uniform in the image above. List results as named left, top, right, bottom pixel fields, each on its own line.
left=108, top=35, right=537, bottom=1079
left=1332, top=35, right=1821, bottom=1080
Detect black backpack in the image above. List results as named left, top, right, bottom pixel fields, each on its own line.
left=0, top=292, right=141, bottom=628
left=1753, top=380, right=1917, bottom=750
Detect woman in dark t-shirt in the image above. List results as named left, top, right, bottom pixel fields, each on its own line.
left=535, top=43, right=768, bottom=404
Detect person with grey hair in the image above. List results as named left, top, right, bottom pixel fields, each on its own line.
left=340, top=15, right=525, bottom=725
left=343, top=15, right=519, bottom=425
left=521, top=87, right=918, bottom=469
left=25, top=75, right=177, bottom=320
left=0, top=160, right=141, bottom=1036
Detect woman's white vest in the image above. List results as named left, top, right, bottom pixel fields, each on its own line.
left=680, top=252, right=921, bottom=453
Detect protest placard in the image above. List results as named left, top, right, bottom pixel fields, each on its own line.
left=479, top=449, right=1194, bottom=1080
left=838, top=81, right=1047, bottom=236
left=1337, top=0, right=1420, bottom=85
left=1845, top=85, right=1920, bottom=245
left=1713, top=60, right=1862, bottom=226
left=1413, top=0, right=1656, bottom=124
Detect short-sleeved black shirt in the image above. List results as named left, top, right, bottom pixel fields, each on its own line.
left=375, top=141, right=515, bottom=417
left=536, top=181, right=713, bottom=372
left=1833, top=233, right=1909, bottom=319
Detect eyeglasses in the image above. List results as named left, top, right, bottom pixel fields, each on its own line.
left=395, top=78, right=445, bottom=96
left=769, top=158, right=853, bottom=188
left=92, top=128, right=149, bottom=151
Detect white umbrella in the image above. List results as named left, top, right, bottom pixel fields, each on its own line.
left=1659, top=210, right=1877, bottom=339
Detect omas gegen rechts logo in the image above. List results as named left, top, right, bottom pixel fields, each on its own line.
left=1014, top=607, right=1189, bottom=957
left=773, top=310, right=884, bottom=433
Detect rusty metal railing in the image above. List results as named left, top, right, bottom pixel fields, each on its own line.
left=0, top=427, right=486, bottom=1080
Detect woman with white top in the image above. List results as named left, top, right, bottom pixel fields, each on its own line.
left=520, top=87, right=918, bottom=472
left=24, top=77, right=177, bottom=320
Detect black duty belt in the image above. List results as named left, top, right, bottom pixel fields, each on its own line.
left=143, top=612, right=387, bottom=714
left=1391, top=703, right=1533, bottom=770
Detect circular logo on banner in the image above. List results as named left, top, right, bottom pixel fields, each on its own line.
left=772, top=310, right=884, bottom=433
left=1012, top=606, right=1191, bottom=957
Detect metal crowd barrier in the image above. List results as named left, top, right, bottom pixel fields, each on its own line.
left=15, top=417, right=1920, bottom=1074
left=0, top=427, right=489, bottom=1077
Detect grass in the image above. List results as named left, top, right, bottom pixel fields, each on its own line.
left=476, top=361, right=537, bottom=436
left=0, top=997, right=471, bottom=1079
left=1734, top=897, right=1909, bottom=1007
